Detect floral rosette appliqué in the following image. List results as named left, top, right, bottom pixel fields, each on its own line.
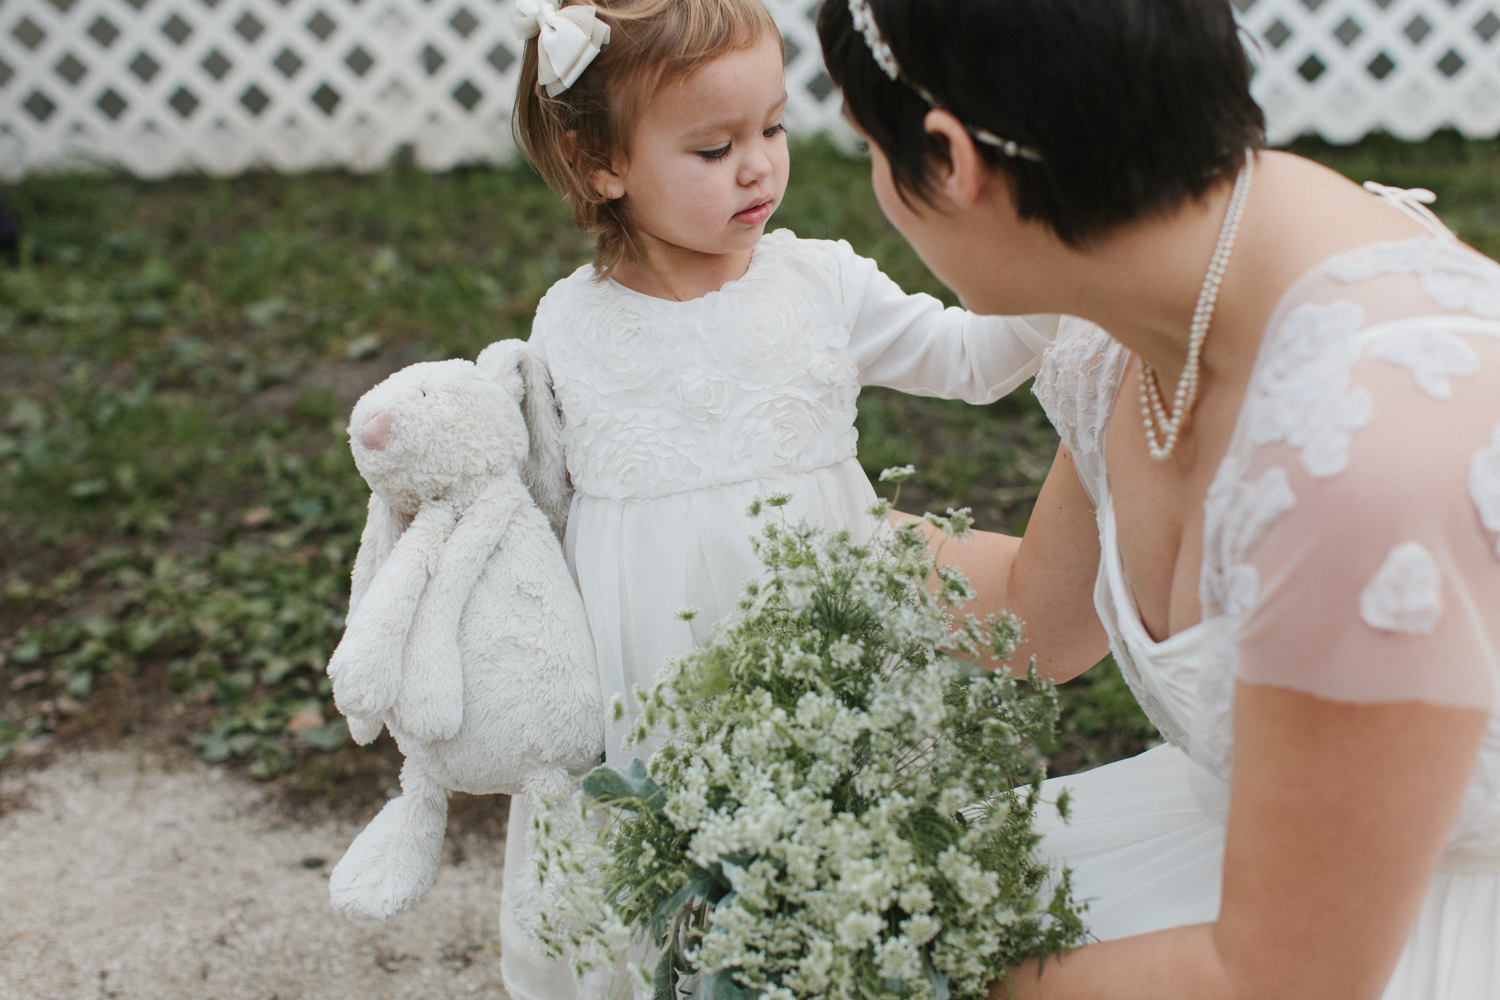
left=530, top=469, right=1087, bottom=1000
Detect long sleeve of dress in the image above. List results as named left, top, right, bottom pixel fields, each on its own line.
left=834, top=240, right=1058, bottom=404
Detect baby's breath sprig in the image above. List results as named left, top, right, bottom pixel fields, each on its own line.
left=531, top=470, right=1086, bottom=999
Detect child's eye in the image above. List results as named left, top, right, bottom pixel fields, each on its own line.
left=698, top=144, right=732, bottom=162
left=764, top=123, right=786, bottom=138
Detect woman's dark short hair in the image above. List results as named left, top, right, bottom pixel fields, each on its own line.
left=818, top=0, right=1266, bottom=246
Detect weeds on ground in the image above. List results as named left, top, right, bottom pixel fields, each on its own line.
left=3, top=133, right=1497, bottom=787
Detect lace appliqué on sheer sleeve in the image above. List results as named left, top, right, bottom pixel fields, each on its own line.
left=1194, top=239, right=1500, bottom=847
left=1360, top=542, right=1445, bottom=634
left=1243, top=300, right=1373, bottom=479
left=1202, top=240, right=1500, bottom=714
left=1473, top=423, right=1500, bottom=557
left=1326, top=239, right=1500, bottom=318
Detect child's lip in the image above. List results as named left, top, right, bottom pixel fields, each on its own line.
left=732, top=198, right=773, bottom=224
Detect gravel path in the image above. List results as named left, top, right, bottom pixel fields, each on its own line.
left=0, top=747, right=511, bottom=1000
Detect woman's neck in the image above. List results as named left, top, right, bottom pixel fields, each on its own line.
left=1044, top=152, right=1434, bottom=391
left=608, top=233, right=755, bottom=302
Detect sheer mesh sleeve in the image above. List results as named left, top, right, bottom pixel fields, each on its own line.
left=1222, top=280, right=1500, bottom=709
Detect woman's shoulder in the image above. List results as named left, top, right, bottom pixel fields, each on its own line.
left=1209, top=241, right=1500, bottom=685
left=1244, top=237, right=1500, bottom=477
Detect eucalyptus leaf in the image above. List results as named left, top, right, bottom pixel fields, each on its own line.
left=651, top=866, right=714, bottom=944
left=652, top=942, right=678, bottom=1000
left=923, top=950, right=951, bottom=1000
left=700, top=971, right=753, bottom=1000
left=581, top=758, right=666, bottom=811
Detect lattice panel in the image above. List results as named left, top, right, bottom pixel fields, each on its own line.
left=0, top=0, right=1496, bottom=179
left=0, top=0, right=854, bottom=178
left=1243, top=0, right=1500, bottom=143
left=0, top=0, right=526, bottom=176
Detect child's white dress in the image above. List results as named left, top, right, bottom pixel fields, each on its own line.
left=501, top=228, right=1056, bottom=1000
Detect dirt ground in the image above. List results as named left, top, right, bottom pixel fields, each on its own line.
left=0, top=745, right=512, bottom=1000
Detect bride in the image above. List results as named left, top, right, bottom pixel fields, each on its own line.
left=819, top=0, right=1500, bottom=997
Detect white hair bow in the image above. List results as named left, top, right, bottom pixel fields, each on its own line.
left=514, top=0, right=611, bottom=97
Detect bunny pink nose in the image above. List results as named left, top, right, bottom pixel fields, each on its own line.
left=358, top=409, right=398, bottom=451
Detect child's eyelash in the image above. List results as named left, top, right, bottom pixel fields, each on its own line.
left=698, top=125, right=785, bottom=162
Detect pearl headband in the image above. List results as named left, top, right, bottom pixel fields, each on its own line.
left=514, top=0, right=612, bottom=97
left=845, top=0, right=1043, bottom=162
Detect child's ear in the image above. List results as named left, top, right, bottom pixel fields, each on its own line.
left=569, top=133, right=626, bottom=201
left=588, top=160, right=627, bottom=201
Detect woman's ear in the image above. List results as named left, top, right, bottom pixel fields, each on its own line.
left=923, top=109, right=987, bottom=208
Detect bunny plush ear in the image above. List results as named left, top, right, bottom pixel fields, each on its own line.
left=476, top=339, right=572, bottom=541
left=348, top=494, right=409, bottom=619
left=337, top=494, right=408, bottom=745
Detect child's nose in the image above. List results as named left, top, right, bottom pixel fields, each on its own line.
left=738, top=151, right=772, bottom=185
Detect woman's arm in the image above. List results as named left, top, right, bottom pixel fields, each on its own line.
left=899, top=443, right=1109, bottom=683
left=999, top=684, right=1488, bottom=1000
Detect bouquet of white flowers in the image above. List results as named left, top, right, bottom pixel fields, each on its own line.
left=531, top=472, right=1086, bottom=1000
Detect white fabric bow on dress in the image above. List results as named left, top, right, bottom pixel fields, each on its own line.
left=1362, top=181, right=1458, bottom=243
left=514, top=0, right=611, bottom=97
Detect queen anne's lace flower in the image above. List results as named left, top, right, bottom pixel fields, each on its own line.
left=530, top=498, right=1083, bottom=999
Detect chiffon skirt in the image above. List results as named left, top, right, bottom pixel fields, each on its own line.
left=502, top=458, right=881, bottom=1000
left=564, top=457, right=881, bottom=765
left=1034, top=742, right=1500, bottom=998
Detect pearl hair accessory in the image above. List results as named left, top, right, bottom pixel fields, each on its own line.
left=844, top=0, right=1043, bottom=163
left=1138, top=150, right=1256, bottom=462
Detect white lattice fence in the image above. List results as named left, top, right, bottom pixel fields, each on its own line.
left=0, top=0, right=1497, bottom=179
left=1242, top=0, right=1500, bottom=142
left=0, top=0, right=850, bottom=178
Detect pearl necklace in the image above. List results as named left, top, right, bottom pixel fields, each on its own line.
left=1138, top=151, right=1256, bottom=462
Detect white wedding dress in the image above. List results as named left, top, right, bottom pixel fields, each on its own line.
left=1031, top=209, right=1500, bottom=996
left=503, top=228, right=1058, bottom=1000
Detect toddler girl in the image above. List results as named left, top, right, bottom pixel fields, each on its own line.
left=501, top=0, right=1055, bottom=996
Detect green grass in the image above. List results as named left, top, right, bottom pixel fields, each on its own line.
left=2, top=132, right=1497, bottom=789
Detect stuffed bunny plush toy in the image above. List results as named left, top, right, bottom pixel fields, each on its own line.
left=326, top=339, right=602, bottom=922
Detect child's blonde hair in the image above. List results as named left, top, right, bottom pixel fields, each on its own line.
left=513, top=0, right=782, bottom=276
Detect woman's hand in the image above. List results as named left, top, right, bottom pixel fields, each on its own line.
left=893, top=443, right=1109, bottom=682
left=997, top=685, right=1488, bottom=1000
